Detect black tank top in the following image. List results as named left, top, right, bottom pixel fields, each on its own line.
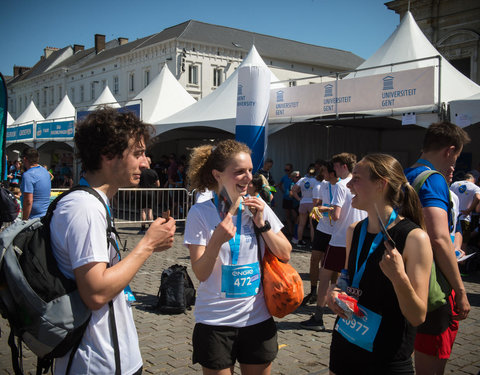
left=331, top=218, right=419, bottom=368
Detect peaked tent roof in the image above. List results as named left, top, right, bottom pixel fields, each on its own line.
left=7, top=112, right=14, bottom=125
left=154, top=46, right=284, bottom=136
left=13, top=101, right=44, bottom=124
left=346, top=11, right=480, bottom=105
left=47, top=94, right=75, bottom=120
left=129, top=64, right=196, bottom=123
left=88, top=86, right=120, bottom=110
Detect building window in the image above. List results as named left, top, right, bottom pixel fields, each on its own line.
left=450, top=57, right=471, bottom=79
left=113, top=76, right=119, bottom=94
left=188, top=64, right=198, bottom=85
left=80, top=85, right=84, bottom=102
left=19, top=97, right=22, bottom=112
left=58, top=85, right=62, bottom=101
left=289, top=80, right=297, bottom=87
left=50, top=88, right=54, bottom=105
left=102, top=79, right=107, bottom=90
left=129, top=73, right=135, bottom=92
left=213, top=68, right=222, bottom=87
left=144, top=70, right=150, bottom=88
left=43, top=90, right=47, bottom=106
left=70, top=87, right=75, bottom=103
left=36, top=91, right=40, bottom=105
left=91, top=82, right=96, bottom=100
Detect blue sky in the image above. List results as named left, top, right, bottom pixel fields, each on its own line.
left=0, top=0, right=400, bottom=76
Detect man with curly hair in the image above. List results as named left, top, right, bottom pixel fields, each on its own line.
left=50, top=107, right=176, bottom=374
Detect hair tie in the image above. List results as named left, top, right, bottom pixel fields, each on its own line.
left=401, top=181, right=410, bottom=194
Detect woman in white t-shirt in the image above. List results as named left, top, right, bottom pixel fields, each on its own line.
left=292, top=167, right=319, bottom=247
left=184, top=139, right=292, bottom=375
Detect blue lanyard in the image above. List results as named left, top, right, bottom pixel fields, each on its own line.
left=214, top=193, right=242, bottom=265
left=328, top=183, right=333, bottom=202
left=417, top=158, right=436, bottom=171
left=352, top=210, right=397, bottom=288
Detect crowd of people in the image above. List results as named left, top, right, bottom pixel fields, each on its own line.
left=1, top=108, right=479, bottom=375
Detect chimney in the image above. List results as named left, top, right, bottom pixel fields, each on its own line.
left=95, top=34, right=106, bottom=54
left=73, top=44, right=85, bottom=53
left=13, top=66, right=31, bottom=77
left=118, top=37, right=129, bottom=46
left=44, top=46, right=59, bottom=58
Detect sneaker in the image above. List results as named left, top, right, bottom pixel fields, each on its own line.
left=301, top=292, right=317, bottom=306
left=291, top=237, right=298, bottom=245
left=300, top=315, right=325, bottom=332
left=297, top=240, right=307, bottom=247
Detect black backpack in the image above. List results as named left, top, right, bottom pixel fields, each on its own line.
left=0, top=184, right=20, bottom=226
left=0, top=185, right=121, bottom=375
left=156, top=264, right=196, bottom=314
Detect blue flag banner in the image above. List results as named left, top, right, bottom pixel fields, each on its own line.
left=0, top=72, right=7, bottom=181
left=235, top=65, right=271, bottom=173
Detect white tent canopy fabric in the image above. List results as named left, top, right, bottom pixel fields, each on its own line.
left=129, top=64, right=196, bottom=123
left=12, top=101, right=44, bottom=124
left=47, top=94, right=75, bottom=120
left=154, top=45, right=284, bottom=136
left=7, top=112, right=14, bottom=125
left=88, top=86, right=120, bottom=110
left=449, top=91, right=480, bottom=127
left=346, top=11, right=480, bottom=106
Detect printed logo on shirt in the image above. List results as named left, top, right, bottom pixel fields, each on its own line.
left=304, top=181, right=311, bottom=189
left=458, top=184, right=467, bottom=194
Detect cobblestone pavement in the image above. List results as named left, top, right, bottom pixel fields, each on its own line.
left=1, top=225, right=479, bottom=374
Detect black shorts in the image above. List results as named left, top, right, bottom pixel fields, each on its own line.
left=312, top=230, right=331, bottom=252
left=192, top=317, right=278, bottom=370
left=282, top=198, right=294, bottom=210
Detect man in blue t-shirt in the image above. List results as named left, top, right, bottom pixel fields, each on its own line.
left=20, top=147, right=51, bottom=219
left=404, top=121, right=471, bottom=375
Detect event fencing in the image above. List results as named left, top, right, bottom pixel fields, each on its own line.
left=51, top=187, right=195, bottom=224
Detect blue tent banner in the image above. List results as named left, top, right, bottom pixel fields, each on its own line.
left=7, top=123, right=34, bottom=142
left=76, top=104, right=141, bottom=122
left=36, top=120, right=74, bottom=139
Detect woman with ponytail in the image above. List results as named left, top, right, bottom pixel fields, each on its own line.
left=327, top=153, right=433, bottom=375
left=184, top=139, right=291, bottom=375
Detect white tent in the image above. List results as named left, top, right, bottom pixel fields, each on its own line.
left=449, top=91, right=480, bottom=127
left=154, top=45, right=284, bottom=136
left=345, top=11, right=480, bottom=125
left=47, top=94, right=75, bottom=120
left=13, top=101, right=44, bottom=124
left=7, top=112, right=14, bottom=125
left=129, top=64, right=195, bottom=123
left=88, top=86, right=120, bottom=110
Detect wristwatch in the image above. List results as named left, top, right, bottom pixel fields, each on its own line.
left=257, top=220, right=271, bottom=233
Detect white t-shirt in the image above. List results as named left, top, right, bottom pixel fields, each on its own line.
left=184, top=198, right=283, bottom=327
left=450, top=180, right=480, bottom=222
left=296, top=176, right=318, bottom=204
left=451, top=189, right=460, bottom=240
left=314, top=180, right=336, bottom=235
left=329, top=177, right=367, bottom=247
left=51, top=190, right=142, bottom=375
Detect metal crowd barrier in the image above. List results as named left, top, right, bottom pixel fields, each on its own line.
left=51, top=187, right=195, bottom=225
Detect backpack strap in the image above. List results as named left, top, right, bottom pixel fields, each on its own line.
left=47, top=185, right=121, bottom=375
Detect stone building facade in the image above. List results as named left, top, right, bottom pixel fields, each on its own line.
left=386, top=0, right=480, bottom=84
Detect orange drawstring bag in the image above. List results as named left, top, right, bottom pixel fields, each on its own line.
left=261, top=247, right=304, bottom=318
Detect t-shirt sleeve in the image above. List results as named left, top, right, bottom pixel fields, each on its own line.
left=418, top=173, right=449, bottom=212
left=65, top=197, right=110, bottom=270
left=20, top=171, right=34, bottom=193
left=331, top=183, right=346, bottom=208
left=263, top=202, right=283, bottom=233
left=184, top=205, right=210, bottom=246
